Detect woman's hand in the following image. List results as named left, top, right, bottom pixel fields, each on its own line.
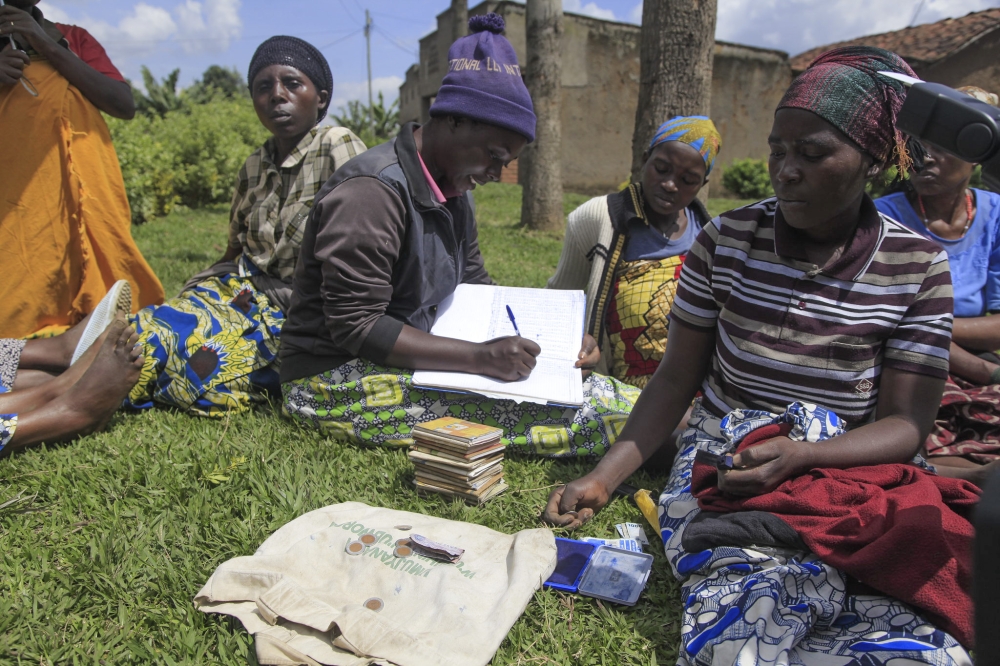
left=947, top=341, right=1000, bottom=386
left=542, top=474, right=613, bottom=530
left=475, top=336, right=541, bottom=381
left=718, top=436, right=809, bottom=496
left=0, top=6, right=58, bottom=53
left=0, top=47, right=28, bottom=85
left=575, top=333, right=600, bottom=377
left=0, top=6, right=136, bottom=119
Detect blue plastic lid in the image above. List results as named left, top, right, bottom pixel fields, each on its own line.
left=544, top=537, right=596, bottom=593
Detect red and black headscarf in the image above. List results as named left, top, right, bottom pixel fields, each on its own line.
left=778, top=46, right=917, bottom=172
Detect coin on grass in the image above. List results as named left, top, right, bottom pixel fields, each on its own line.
left=345, top=540, right=365, bottom=555
left=394, top=545, right=413, bottom=558
left=360, top=534, right=377, bottom=546
left=364, top=597, right=384, bottom=612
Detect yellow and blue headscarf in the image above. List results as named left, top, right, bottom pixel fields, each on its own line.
left=649, top=115, right=722, bottom=175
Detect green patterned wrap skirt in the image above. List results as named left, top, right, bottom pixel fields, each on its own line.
left=281, top=359, right=640, bottom=457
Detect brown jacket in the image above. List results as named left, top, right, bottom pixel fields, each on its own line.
left=279, top=123, right=491, bottom=382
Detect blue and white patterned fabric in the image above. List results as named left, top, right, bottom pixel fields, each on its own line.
left=0, top=384, right=17, bottom=454
left=719, top=402, right=846, bottom=448
left=657, top=401, right=970, bottom=666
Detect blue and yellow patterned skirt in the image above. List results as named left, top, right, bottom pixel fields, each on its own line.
left=126, top=273, right=284, bottom=417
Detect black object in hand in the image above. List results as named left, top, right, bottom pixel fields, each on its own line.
left=694, top=449, right=734, bottom=470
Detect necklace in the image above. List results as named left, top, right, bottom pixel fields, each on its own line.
left=650, top=208, right=686, bottom=240
left=917, top=189, right=975, bottom=236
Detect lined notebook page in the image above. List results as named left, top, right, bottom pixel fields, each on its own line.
left=412, top=285, right=586, bottom=406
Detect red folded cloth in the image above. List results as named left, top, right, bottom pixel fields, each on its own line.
left=690, top=422, right=981, bottom=648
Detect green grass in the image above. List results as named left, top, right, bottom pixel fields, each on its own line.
left=0, top=184, right=752, bottom=665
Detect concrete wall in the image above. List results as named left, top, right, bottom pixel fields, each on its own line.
left=399, top=0, right=791, bottom=194
left=917, top=30, right=1000, bottom=97
left=710, top=43, right=792, bottom=177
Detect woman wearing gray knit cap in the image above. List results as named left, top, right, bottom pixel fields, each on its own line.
left=119, top=36, right=367, bottom=416
left=280, top=14, right=640, bottom=459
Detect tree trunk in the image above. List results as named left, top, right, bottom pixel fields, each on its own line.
left=451, top=0, right=468, bottom=41
left=520, top=0, right=563, bottom=231
left=631, top=0, right=717, bottom=182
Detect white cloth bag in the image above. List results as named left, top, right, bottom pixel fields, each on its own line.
left=194, top=502, right=557, bottom=666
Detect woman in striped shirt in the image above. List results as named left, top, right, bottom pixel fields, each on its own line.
left=546, top=47, right=970, bottom=664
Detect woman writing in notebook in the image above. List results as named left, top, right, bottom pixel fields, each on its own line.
left=279, top=14, right=639, bottom=457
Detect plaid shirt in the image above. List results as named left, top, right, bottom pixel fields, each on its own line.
left=229, top=126, right=367, bottom=280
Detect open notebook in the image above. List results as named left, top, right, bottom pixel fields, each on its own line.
left=412, top=284, right=586, bottom=406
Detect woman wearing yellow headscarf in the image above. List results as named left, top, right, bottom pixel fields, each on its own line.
left=548, top=115, right=722, bottom=389
left=0, top=0, right=163, bottom=339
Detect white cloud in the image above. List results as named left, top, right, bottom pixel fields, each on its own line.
left=715, top=0, right=998, bottom=56
left=330, top=75, right=404, bottom=114
left=38, top=3, right=73, bottom=23
left=85, top=3, right=178, bottom=58
left=44, top=0, right=242, bottom=60
left=173, top=0, right=242, bottom=54
left=628, top=2, right=643, bottom=24
left=916, top=0, right=996, bottom=24
left=563, top=0, right=618, bottom=21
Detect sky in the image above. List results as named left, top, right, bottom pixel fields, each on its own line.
left=38, top=0, right=1000, bottom=113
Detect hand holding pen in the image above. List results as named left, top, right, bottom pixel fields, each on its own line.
left=469, top=305, right=539, bottom=381
left=506, top=305, right=523, bottom=337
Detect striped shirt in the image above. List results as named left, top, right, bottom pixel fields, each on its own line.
left=671, top=197, right=953, bottom=426
left=229, top=125, right=367, bottom=280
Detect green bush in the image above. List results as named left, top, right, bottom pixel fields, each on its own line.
left=107, top=97, right=269, bottom=223
left=721, top=158, right=774, bottom=199
left=332, top=92, right=399, bottom=147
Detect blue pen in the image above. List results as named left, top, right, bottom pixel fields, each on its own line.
left=506, top=305, right=523, bottom=337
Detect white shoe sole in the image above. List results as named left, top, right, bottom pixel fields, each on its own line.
left=69, top=280, right=133, bottom=366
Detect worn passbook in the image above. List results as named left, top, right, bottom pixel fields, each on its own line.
left=412, top=284, right=587, bottom=406
left=409, top=416, right=508, bottom=504
left=412, top=416, right=504, bottom=448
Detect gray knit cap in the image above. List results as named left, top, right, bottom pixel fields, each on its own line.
left=248, top=36, right=334, bottom=121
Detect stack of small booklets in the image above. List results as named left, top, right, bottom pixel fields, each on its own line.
left=409, top=417, right=507, bottom=504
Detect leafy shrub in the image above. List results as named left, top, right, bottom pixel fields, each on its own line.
left=132, top=66, right=184, bottom=118
left=168, top=99, right=269, bottom=208
left=867, top=166, right=899, bottom=199
left=107, top=113, right=180, bottom=222
left=107, top=97, right=268, bottom=223
left=721, top=158, right=774, bottom=199
left=332, top=92, right=399, bottom=147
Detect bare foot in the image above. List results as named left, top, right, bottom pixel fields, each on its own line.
left=3, top=322, right=143, bottom=452
left=16, top=311, right=95, bottom=374
left=52, top=320, right=143, bottom=436
left=6, top=327, right=114, bottom=407
left=56, top=311, right=95, bottom=366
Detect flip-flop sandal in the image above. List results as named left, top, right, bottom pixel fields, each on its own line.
left=69, top=280, right=133, bottom=366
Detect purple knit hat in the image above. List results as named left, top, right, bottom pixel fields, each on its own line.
left=429, top=13, right=536, bottom=142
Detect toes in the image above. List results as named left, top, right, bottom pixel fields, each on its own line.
left=117, top=325, right=136, bottom=348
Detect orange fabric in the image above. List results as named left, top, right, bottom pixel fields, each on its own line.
left=0, top=58, right=164, bottom=338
